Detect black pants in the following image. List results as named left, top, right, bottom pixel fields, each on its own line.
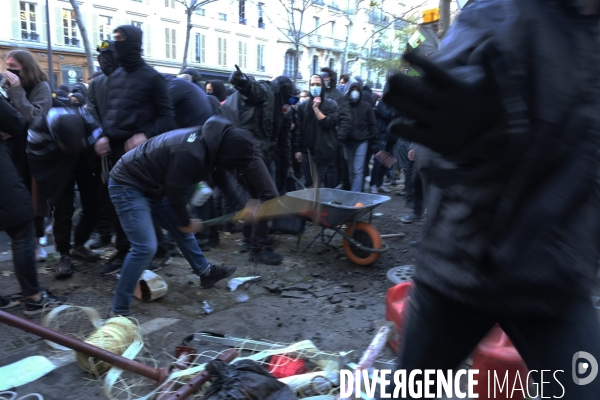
left=241, top=156, right=279, bottom=250
left=53, top=168, right=101, bottom=254
left=390, top=282, right=600, bottom=398
left=6, top=220, right=39, bottom=297
left=370, top=139, right=397, bottom=188
left=301, top=153, right=336, bottom=189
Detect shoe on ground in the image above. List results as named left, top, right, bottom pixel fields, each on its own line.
left=378, top=185, right=392, bottom=193
left=102, top=252, right=127, bottom=275
left=200, top=264, right=237, bottom=289
left=71, top=245, right=101, bottom=261
left=106, top=308, right=132, bottom=318
left=265, top=235, right=276, bottom=246
left=370, top=185, right=378, bottom=194
left=335, top=184, right=344, bottom=189
left=36, top=245, right=47, bottom=262
left=0, top=295, right=19, bottom=309
left=240, top=241, right=251, bottom=253
left=396, top=191, right=407, bottom=197
left=148, top=253, right=172, bottom=272
left=248, top=247, right=283, bottom=265
left=394, top=179, right=405, bottom=185
left=89, top=234, right=112, bottom=249
left=23, top=290, right=67, bottom=315
left=55, top=254, right=73, bottom=278
left=400, top=212, right=422, bottom=224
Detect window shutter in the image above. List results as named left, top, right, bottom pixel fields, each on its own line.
left=171, top=28, right=176, bottom=59
left=238, top=41, right=242, bottom=67
left=165, top=27, right=170, bottom=58
left=201, top=34, right=205, bottom=63
left=244, top=43, right=247, bottom=68
left=144, top=23, right=151, bottom=57
left=223, top=38, right=227, bottom=66
left=39, top=4, right=47, bottom=43
left=11, top=0, right=20, bottom=40
left=55, top=7, right=64, bottom=45
left=218, top=38, right=222, bottom=65
left=91, top=14, right=99, bottom=44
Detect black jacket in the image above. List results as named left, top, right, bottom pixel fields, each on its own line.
left=412, top=0, right=600, bottom=315
left=165, top=76, right=213, bottom=128
left=344, top=80, right=377, bottom=144
left=374, top=97, right=397, bottom=143
left=292, top=75, right=340, bottom=165
left=110, top=117, right=239, bottom=227
left=207, top=95, right=221, bottom=115
left=102, top=64, right=176, bottom=158
left=324, top=80, right=352, bottom=142
left=87, top=74, right=108, bottom=124
left=0, top=96, right=33, bottom=231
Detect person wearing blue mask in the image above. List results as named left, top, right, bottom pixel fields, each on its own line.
left=292, top=74, right=340, bottom=188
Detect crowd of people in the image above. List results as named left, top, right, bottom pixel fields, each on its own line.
left=0, top=24, right=422, bottom=317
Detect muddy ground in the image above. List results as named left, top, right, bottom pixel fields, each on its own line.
left=0, top=187, right=422, bottom=399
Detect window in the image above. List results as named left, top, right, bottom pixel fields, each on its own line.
left=329, top=58, right=334, bottom=69
left=258, top=3, right=265, bottom=28
left=218, top=13, right=227, bottom=21
left=217, top=37, right=227, bottom=66
left=238, top=41, right=247, bottom=68
left=239, top=0, right=246, bottom=24
left=195, top=8, right=205, bottom=16
left=20, top=2, right=38, bottom=41
left=165, top=28, right=176, bottom=59
left=284, top=51, right=295, bottom=77
left=132, top=21, right=143, bottom=28
left=99, top=15, right=112, bottom=42
left=62, top=9, right=78, bottom=46
left=312, top=55, right=319, bottom=75
left=330, top=21, right=335, bottom=37
left=256, top=44, right=264, bottom=71
left=314, top=17, right=320, bottom=32
left=195, top=33, right=205, bottom=63
left=165, top=0, right=175, bottom=8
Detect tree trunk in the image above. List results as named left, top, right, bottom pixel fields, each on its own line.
left=341, top=22, right=351, bottom=74
left=438, top=0, right=452, bottom=39
left=293, top=41, right=300, bottom=85
left=181, top=8, right=193, bottom=72
left=69, top=0, right=95, bottom=77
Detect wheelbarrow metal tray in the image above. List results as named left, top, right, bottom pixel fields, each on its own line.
left=284, top=188, right=391, bottom=227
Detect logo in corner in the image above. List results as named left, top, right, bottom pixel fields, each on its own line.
left=573, top=351, right=598, bottom=385
left=187, top=132, right=197, bottom=142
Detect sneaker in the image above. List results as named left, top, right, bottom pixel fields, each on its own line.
left=39, top=235, right=48, bottom=246
left=378, top=185, right=392, bottom=193
left=36, top=246, right=47, bottom=262
left=55, top=254, right=73, bottom=278
left=89, top=233, right=112, bottom=249
left=240, top=241, right=251, bottom=253
left=23, top=290, right=67, bottom=315
left=0, top=295, right=19, bottom=309
left=71, top=245, right=101, bottom=261
left=248, top=247, right=283, bottom=265
left=102, top=252, right=127, bottom=275
left=106, top=308, right=132, bottom=319
left=148, top=253, right=172, bottom=272
left=200, top=264, right=237, bottom=289
left=400, top=212, right=422, bottom=224
left=370, top=185, right=378, bottom=194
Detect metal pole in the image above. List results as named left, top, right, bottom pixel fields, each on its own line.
left=0, top=310, right=167, bottom=383
left=45, top=0, right=54, bottom=90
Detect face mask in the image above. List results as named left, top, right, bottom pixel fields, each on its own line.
left=299, top=97, right=308, bottom=103
left=114, top=39, right=143, bottom=71
left=6, top=69, right=20, bottom=77
left=337, top=84, right=345, bottom=91
left=310, top=86, right=321, bottom=98
left=350, top=90, right=360, bottom=101
left=324, top=79, right=330, bottom=89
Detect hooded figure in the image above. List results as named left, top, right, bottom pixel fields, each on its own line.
left=112, top=25, right=145, bottom=73
left=292, top=74, right=340, bottom=187
left=181, top=68, right=204, bottom=87
left=163, top=74, right=213, bottom=128
left=206, top=80, right=227, bottom=102
left=320, top=67, right=351, bottom=142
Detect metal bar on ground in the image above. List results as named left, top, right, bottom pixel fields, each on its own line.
left=380, top=233, right=405, bottom=239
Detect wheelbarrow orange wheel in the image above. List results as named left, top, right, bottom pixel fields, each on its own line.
left=343, top=222, right=382, bottom=266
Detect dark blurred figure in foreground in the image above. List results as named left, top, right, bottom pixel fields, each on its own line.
left=383, top=0, right=600, bottom=397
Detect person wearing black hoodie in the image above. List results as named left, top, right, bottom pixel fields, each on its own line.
left=94, top=26, right=176, bottom=275
left=293, top=74, right=340, bottom=188
left=341, top=78, right=376, bottom=192
left=206, top=80, right=227, bottom=102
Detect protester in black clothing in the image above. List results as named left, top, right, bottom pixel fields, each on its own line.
left=369, top=97, right=398, bottom=194
left=205, top=80, right=227, bottom=102
left=180, top=68, right=204, bottom=87
left=0, top=95, right=67, bottom=314
left=164, top=75, right=213, bottom=128
left=94, top=25, right=176, bottom=275
left=383, top=0, right=600, bottom=397
left=293, top=74, right=340, bottom=189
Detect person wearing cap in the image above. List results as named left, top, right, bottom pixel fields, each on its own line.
left=106, top=117, right=245, bottom=317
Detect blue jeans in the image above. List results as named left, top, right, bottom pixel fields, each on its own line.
left=344, top=141, right=368, bottom=192
left=108, top=179, right=210, bottom=314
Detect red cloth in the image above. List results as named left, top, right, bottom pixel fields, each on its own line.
left=266, top=355, right=308, bottom=379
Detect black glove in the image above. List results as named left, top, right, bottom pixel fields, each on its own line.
left=382, top=41, right=503, bottom=155
left=229, top=70, right=248, bottom=90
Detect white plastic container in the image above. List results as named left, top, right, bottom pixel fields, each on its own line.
left=190, top=182, right=213, bottom=207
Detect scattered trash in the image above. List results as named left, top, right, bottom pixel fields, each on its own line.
left=373, top=212, right=383, bottom=217
left=236, top=294, right=249, bottom=303
left=1, top=270, right=14, bottom=277
left=266, top=355, right=308, bottom=378
left=202, top=301, right=213, bottom=314
left=228, top=276, right=261, bottom=291
left=133, top=270, right=168, bottom=302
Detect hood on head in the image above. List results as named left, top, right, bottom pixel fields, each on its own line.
left=181, top=68, right=204, bottom=86
left=273, top=76, right=297, bottom=100
left=114, top=25, right=143, bottom=46
left=309, top=74, right=326, bottom=99
left=343, top=78, right=363, bottom=99
left=320, top=67, right=338, bottom=87
left=113, top=25, right=144, bottom=71
left=207, top=80, right=227, bottom=102
left=201, top=116, right=256, bottom=171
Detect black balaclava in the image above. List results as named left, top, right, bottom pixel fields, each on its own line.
left=272, top=75, right=297, bottom=135
left=207, top=80, right=227, bottom=102
left=98, top=40, right=119, bottom=76
left=113, top=25, right=145, bottom=72
left=215, top=128, right=256, bottom=170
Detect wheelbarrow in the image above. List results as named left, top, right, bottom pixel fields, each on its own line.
left=284, top=188, right=391, bottom=266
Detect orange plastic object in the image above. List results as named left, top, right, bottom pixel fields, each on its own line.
left=422, top=7, right=440, bottom=23
left=472, top=325, right=529, bottom=399
left=266, top=355, right=308, bottom=379
left=354, top=202, right=364, bottom=207
left=385, top=281, right=414, bottom=353
left=342, top=222, right=382, bottom=266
